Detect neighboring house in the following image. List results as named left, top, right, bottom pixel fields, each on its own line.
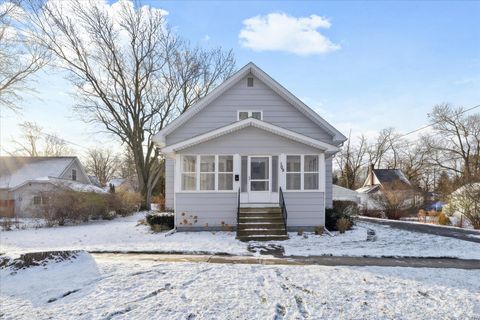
left=356, top=164, right=422, bottom=210
left=0, top=156, right=101, bottom=218
left=153, top=62, right=346, bottom=240
left=333, top=185, right=360, bottom=204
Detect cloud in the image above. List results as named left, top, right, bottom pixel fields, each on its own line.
left=239, top=12, right=340, bottom=55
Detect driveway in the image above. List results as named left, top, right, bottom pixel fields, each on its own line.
left=357, top=216, right=480, bottom=243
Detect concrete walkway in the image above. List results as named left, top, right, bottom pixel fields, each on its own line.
left=358, top=216, right=480, bottom=243
left=91, top=252, right=480, bottom=270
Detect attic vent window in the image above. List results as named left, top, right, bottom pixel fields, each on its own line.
left=247, top=77, right=254, bottom=87
left=237, top=110, right=263, bottom=121
left=72, top=169, right=77, bottom=181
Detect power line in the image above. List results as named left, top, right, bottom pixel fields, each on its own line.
left=398, top=104, right=480, bottom=139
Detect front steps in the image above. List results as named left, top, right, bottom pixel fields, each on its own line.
left=237, top=207, right=288, bottom=241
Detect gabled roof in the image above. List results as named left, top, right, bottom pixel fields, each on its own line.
left=0, top=156, right=89, bottom=189
left=153, top=62, right=347, bottom=147
left=160, top=118, right=340, bottom=153
left=373, top=169, right=411, bottom=188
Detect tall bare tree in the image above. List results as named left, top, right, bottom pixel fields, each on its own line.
left=29, top=0, right=235, bottom=208
left=10, top=121, right=72, bottom=156
left=84, top=148, right=119, bottom=186
left=424, top=104, right=480, bottom=182
left=11, top=121, right=41, bottom=156
left=335, top=133, right=367, bottom=189
left=0, top=0, right=47, bottom=111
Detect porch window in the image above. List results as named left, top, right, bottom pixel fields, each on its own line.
left=304, top=155, right=319, bottom=190
left=286, top=155, right=320, bottom=190
left=181, top=155, right=234, bottom=191
left=181, top=155, right=197, bottom=191
left=286, top=156, right=301, bottom=190
left=200, top=156, right=215, bottom=190
left=218, top=156, right=233, bottom=190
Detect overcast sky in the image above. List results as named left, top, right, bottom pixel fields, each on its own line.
left=1, top=0, right=479, bottom=156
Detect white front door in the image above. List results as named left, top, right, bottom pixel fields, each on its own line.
left=248, top=156, right=271, bottom=203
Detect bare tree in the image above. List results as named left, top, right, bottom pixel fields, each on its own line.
left=0, top=0, right=47, bottom=111
left=11, top=121, right=42, bottom=156
left=84, top=148, right=119, bottom=187
left=335, top=133, right=367, bottom=189
left=10, top=121, right=72, bottom=156
left=44, top=133, right=72, bottom=156
left=371, top=181, right=418, bottom=220
left=424, top=104, right=480, bottom=181
left=29, top=0, right=235, bottom=208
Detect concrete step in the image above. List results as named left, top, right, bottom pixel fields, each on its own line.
left=239, top=217, right=284, bottom=223
left=238, top=222, right=285, bottom=230
left=240, top=207, right=281, bottom=214
left=237, top=235, right=289, bottom=242
left=237, top=229, right=287, bottom=237
left=239, top=211, right=283, bottom=218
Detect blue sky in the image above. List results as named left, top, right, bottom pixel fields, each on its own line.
left=1, top=0, right=479, bottom=154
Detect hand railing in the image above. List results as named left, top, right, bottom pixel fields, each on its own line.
left=279, top=187, right=288, bottom=230
left=237, top=187, right=241, bottom=226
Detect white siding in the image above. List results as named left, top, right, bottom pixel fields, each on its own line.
left=165, top=159, right=175, bottom=209
left=178, top=126, right=323, bottom=155
left=325, top=156, right=333, bottom=208
left=166, top=74, right=334, bottom=145
left=60, top=160, right=90, bottom=184
left=283, top=192, right=325, bottom=227
left=175, top=193, right=237, bottom=229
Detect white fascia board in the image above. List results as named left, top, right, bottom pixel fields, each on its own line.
left=160, top=118, right=340, bottom=154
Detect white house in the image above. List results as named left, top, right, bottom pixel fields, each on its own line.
left=153, top=62, right=346, bottom=240
left=0, top=156, right=101, bottom=218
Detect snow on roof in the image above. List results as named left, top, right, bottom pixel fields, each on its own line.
left=0, top=157, right=78, bottom=189
left=373, top=169, right=411, bottom=185
left=49, top=178, right=106, bottom=193
left=356, top=185, right=381, bottom=194
left=333, top=185, right=360, bottom=202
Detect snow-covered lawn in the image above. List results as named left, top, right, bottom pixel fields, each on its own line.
left=1, top=252, right=479, bottom=319
left=276, top=221, right=480, bottom=259
left=0, top=213, right=247, bottom=257
left=1, top=212, right=479, bottom=260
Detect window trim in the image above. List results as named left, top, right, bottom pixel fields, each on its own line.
left=237, top=110, right=263, bottom=121
left=180, top=155, right=235, bottom=192
left=285, top=154, right=321, bottom=191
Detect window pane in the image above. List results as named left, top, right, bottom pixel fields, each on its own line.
left=200, top=156, right=215, bottom=172
left=182, top=173, right=196, bottom=191
left=252, top=112, right=262, bottom=120
left=287, top=173, right=301, bottom=190
left=251, top=157, right=269, bottom=179
left=287, top=156, right=301, bottom=172
left=241, top=156, right=247, bottom=192
left=200, top=173, right=215, bottom=190
left=304, top=155, right=318, bottom=172
left=183, top=156, right=196, bottom=172
left=304, top=173, right=319, bottom=190
left=251, top=181, right=268, bottom=191
left=239, top=112, right=248, bottom=120
left=219, top=156, right=233, bottom=172
left=219, top=173, right=233, bottom=190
